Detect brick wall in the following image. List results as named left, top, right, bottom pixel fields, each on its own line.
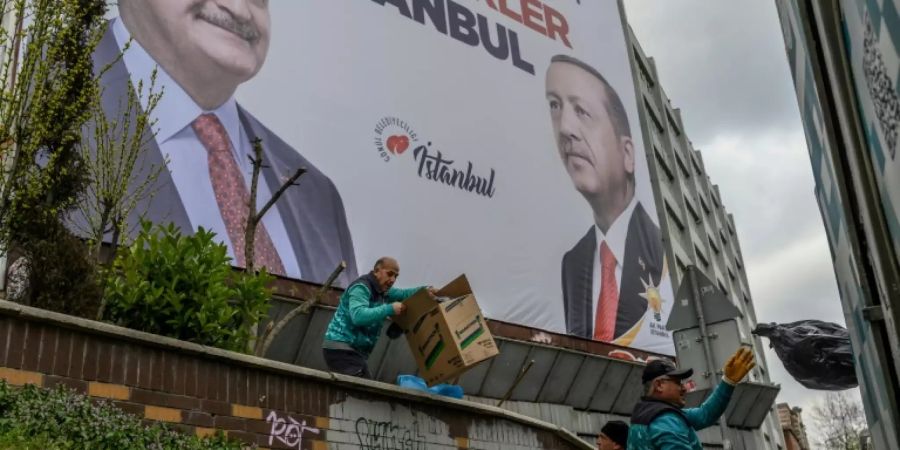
left=0, top=300, right=590, bottom=450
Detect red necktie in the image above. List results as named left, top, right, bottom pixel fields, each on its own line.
left=191, top=113, right=286, bottom=276
left=594, top=241, right=619, bottom=341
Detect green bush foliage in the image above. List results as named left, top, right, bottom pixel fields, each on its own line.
left=102, top=222, right=272, bottom=352
left=0, top=0, right=109, bottom=317
left=0, top=382, right=243, bottom=449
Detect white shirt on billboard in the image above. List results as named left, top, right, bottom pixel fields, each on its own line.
left=111, top=18, right=301, bottom=278
left=591, top=196, right=637, bottom=322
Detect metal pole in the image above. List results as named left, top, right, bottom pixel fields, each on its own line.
left=497, top=359, right=534, bottom=408
left=688, top=267, right=731, bottom=450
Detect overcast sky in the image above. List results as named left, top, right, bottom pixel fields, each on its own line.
left=624, top=1, right=859, bottom=446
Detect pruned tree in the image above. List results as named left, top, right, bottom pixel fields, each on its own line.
left=243, top=138, right=305, bottom=274
left=810, top=391, right=867, bottom=450
left=75, top=59, right=165, bottom=263
left=242, top=138, right=305, bottom=352
left=0, top=0, right=110, bottom=315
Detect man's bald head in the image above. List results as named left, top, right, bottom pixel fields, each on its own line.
left=372, top=257, right=399, bottom=292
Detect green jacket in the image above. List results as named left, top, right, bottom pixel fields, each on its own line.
left=628, top=379, right=735, bottom=450
left=323, top=273, right=421, bottom=356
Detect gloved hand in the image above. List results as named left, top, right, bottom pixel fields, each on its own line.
left=723, top=346, right=755, bottom=384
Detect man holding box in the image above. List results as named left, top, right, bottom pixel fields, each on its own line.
left=322, top=257, right=433, bottom=378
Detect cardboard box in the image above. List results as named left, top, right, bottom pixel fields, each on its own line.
left=392, top=274, right=499, bottom=386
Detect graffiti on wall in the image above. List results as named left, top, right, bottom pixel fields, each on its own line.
left=267, top=410, right=320, bottom=449
left=331, top=396, right=458, bottom=449
left=354, top=417, right=427, bottom=450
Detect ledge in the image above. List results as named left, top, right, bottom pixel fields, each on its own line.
left=0, top=299, right=592, bottom=449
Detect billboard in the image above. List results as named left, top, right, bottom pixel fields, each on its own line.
left=99, top=0, right=675, bottom=355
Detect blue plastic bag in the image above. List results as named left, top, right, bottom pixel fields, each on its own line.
left=396, top=375, right=464, bottom=399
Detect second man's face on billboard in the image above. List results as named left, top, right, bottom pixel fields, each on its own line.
left=136, top=0, right=271, bottom=81
left=546, top=62, right=634, bottom=207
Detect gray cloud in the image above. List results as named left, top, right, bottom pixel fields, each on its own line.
left=625, top=1, right=802, bottom=144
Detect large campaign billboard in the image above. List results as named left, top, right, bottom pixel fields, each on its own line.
left=100, top=0, right=675, bottom=355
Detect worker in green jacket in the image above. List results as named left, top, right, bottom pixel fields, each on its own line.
left=322, top=257, right=433, bottom=378
left=628, top=346, right=756, bottom=449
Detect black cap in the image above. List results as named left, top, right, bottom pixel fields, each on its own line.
left=641, top=359, right=693, bottom=384
left=600, top=420, right=629, bottom=447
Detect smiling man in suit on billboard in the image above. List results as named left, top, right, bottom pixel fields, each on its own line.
left=545, top=54, right=666, bottom=345
left=92, top=0, right=358, bottom=285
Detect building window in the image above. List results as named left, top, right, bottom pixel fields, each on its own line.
left=708, top=235, right=720, bottom=255
left=685, top=196, right=701, bottom=224
left=645, top=99, right=664, bottom=133
left=655, top=149, right=674, bottom=181
left=691, top=152, right=703, bottom=175
left=676, top=152, right=690, bottom=179
left=666, top=201, right=685, bottom=231
left=695, top=245, right=709, bottom=268
left=666, top=111, right=681, bottom=136
left=697, top=195, right=710, bottom=216
left=636, top=56, right=655, bottom=88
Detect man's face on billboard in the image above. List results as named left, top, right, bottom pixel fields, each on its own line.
left=135, top=0, right=270, bottom=82
left=546, top=62, right=634, bottom=207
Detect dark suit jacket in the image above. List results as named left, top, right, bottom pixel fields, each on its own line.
left=90, top=25, right=359, bottom=286
left=562, top=202, right=664, bottom=339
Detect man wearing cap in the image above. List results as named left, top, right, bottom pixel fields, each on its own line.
left=597, top=420, right=628, bottom=450
left=628, top=347, right=756, bottom=449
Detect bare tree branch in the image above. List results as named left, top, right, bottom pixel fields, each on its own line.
left=254, top=260, right=345, bottom=357
left=811, top=391, right=866, bottom=450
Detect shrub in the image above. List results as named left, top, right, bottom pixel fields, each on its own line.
left=102, top=222, right=272, bottom=352
left=8, top=219, right=103, bottom=318
left=0, top=381, right=243, bottom=449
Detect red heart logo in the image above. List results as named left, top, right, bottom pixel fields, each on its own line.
left=386, top=135, right=410, bottom=155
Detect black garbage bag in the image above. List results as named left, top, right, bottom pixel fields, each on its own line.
left=753, top=320, right=857, bottom=390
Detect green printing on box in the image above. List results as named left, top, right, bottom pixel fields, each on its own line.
left=418, top=323, right=446, bottom=370
left=460, top=327, right=484, bottom=349
left=456, top=315, right=484, bottom=350
left=425, top=341, right=445, bottom=369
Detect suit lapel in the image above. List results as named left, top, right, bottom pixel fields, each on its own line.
left=615, top=203, right=664, bottom=337
left=237, top=107, right=313, bottom=279
left=564, top=227, right=596, bottom=337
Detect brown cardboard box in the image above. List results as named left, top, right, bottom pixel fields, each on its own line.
left=392, top=274, right=499, bottom=386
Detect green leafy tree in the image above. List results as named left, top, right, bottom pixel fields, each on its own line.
left=0, top=0, right=109, bottom=315
left=102, top=222, right=272, bottom=352
left=75, top=61, right=166, bottom=263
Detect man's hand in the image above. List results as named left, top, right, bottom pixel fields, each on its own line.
left=426, top=286, right=437, bottom=299
left=392, top=302, right=406, bottom=316
left=723, top=346, right=755, bottom=384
